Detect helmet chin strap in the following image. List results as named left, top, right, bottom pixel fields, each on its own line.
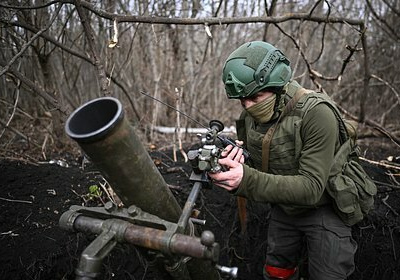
left=270, top=82, right=289, bottom=120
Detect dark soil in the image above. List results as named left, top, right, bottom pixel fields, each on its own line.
left=0, top=138, right=399, bottom=280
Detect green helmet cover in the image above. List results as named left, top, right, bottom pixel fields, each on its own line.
left=222, top=41, right=292, bottom=99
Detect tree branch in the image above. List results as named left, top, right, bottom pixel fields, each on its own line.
left=309, top=0, right=330, bottom=64
left=273, top=22, right=362, bottom=84
left=0, top=4, right=63, bottom=78
left=0, top=19, right=94, bottom=65
left=382, top=0, right=400, bottom=17
left=370, top=74, right=400, bottom=105
left=336, top=104, right=400, bottom=148
left=0, top=77, right=20, bottom=140
left=0, top=1, right=61, bottom=10
left=1, top=64, right=68, bottom=115
left=365, top=0, right=400, bottom=41
left=0, top=119, right=40, bottom=148
left=0, top=1, right=365, bottom=26
left=74, top=0, right=110, bottom=96
left=360, top=24, right=371, bottom=122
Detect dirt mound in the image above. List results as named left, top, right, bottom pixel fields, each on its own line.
left=0, top=139, right=399, bottom=280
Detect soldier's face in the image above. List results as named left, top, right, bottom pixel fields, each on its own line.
left=240, top=91, right=274, bottom=109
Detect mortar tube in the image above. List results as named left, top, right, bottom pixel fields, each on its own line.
left=65, top=97, right=181, bottom=223
left=65, top=97, right=219, bottom=280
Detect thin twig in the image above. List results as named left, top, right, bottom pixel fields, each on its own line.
left=360, top=157, right=400, bottom=171
left=370, top=74, right=400, bottom=105
left=389, top=227, right=397, bottom=261
left=381, top=195, right=399, bottom=216
left=75, top=0, right=110, bottom=95
left=0, top=197, right=33, bottom=204
left=175, top=87, right=188, bottom=163
left=0, top=149, right=40, bottom=164
left=203, top=205, right=224, bottom=228
left=337, top=105, right=400, bottom=147
left=1, top=230, right=19, bottom=237
left=0, top=4, right=63, bottom=77
left=0, top=73, right=20, bottom=139
left=373, top=179, right=400, bottom=190
left=41, top=134, right=49, bottom=160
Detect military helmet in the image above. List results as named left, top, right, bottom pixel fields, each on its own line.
left=222, top=41, right=292, bottom=99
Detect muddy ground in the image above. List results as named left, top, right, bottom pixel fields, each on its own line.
left=0, top=138, right=399, bottom=280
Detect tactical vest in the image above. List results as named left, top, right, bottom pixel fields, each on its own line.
left=236, top=81, right=345, bottom=214
left=236, top=80, right=376, bottom=222
left=237, top=81, right=346, bottom=171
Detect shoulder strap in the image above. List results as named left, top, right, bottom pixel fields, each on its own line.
left=324, top=103, right=349, bottom=145
left=261, top=88, right=309, bottom=172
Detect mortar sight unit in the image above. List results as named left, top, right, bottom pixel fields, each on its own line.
left=188, top=120, right=250, bottom=176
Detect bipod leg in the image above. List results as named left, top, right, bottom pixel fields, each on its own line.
left=177, top=181, right=203, bottom=233
left=75, top=228, right=117, bottom=280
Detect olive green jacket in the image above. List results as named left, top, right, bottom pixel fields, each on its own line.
left=234, top=81, right=342, bottom=215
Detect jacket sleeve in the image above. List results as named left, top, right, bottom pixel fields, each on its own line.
left=234, top=103, right=339, bottom=206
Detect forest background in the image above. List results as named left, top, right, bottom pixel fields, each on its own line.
left=0, top=0, right=399, bottom=160
left=1, top=1, right=400, bottom=280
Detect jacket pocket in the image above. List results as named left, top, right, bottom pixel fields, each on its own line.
left=329, top=174, right=358, bottom=211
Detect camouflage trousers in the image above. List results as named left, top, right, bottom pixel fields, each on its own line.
left=263, top=205, right=357, bottom=280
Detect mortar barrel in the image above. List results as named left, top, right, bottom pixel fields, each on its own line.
left=65, top=97, right=181, bottom=223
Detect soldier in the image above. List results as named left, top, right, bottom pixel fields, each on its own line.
left=208, top=41, right=357, bottom=280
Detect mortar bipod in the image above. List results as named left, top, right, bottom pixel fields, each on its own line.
left=59, top=201, right=216, bottom=280
left=59, top=199, right=237, bottom=278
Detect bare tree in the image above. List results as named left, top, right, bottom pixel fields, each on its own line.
left=0, top=0, right=399, bottom=160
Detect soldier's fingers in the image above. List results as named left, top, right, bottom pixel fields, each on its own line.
left=235, top=140, right=244, bottom=147
left=218, top=157, right=239, bottom=169
left=226, top=146, right=240, bottom=160
left=233, top=148, right=243, bottom=162
left=214, top=182, right=234, bottom=191
left=221, top=145, right=234, bottom=157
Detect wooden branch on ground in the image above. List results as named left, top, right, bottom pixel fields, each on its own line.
left=360, top=157, right=400, bottom=172
left=0, top=197, right=33, bottom=204
left=382, top=194, right=399, bottom=216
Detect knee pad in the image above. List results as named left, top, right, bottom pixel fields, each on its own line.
left=264, top=264, right=298, bottom=280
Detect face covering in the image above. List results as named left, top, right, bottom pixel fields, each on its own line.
left=245, top=94, right=277, bottom=123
